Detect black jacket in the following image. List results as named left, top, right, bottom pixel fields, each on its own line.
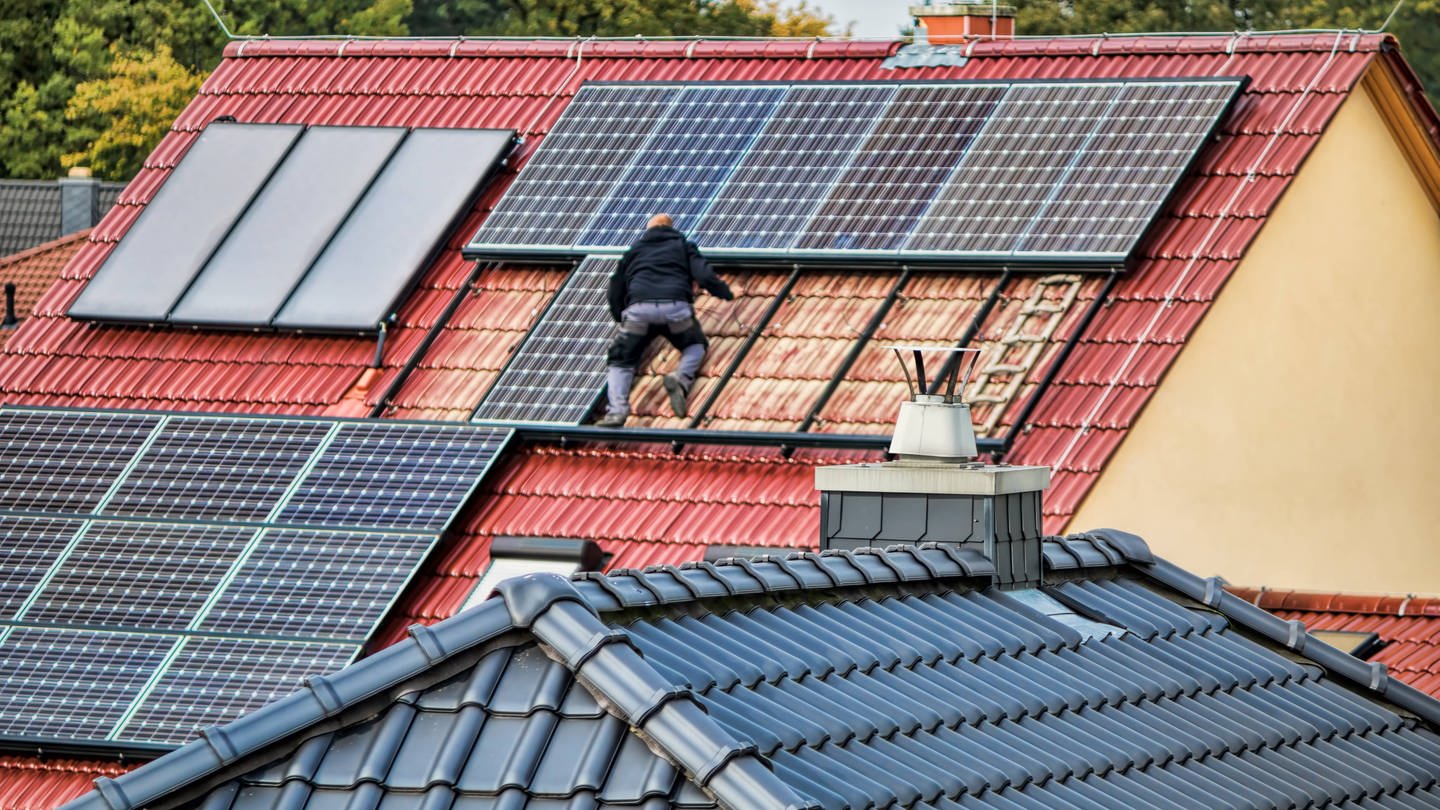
left=607, top=226, right=733, bottom=321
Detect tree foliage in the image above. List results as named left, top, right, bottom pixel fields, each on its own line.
left=1012, top=0, right=1440, bottom=108
left=405, top=0, right=836, bottom=37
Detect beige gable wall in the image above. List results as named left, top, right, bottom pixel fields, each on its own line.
left=1067, top=76, right=1440, bottom=594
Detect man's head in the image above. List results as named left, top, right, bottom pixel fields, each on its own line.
left=646, top=213, right=673, bottom=230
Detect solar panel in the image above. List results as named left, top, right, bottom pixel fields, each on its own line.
left=276, top=422, right=512, bottom=531
left=694, top=84, right=898, bottom=250
left=577, top=85, right=787, bottom=249
left=471, top=86, right=681, bottom=251
left=471, top=257, right=617, bottom=423
left=200, top=529, right=435, bottom=640
left=1012, top=81, right=1239, bottom=255
left=795, top=84, right=1005, bottom=252
left=464, top=79, right=1242, bottom=265
left=0, top=628, right=176, bottom=740
left=67, top=123, right=303, bottom=322
left=0, top=409, right=160, bottom=515
left=168, top=126, right=407, bottom=326
left=271, top=128, right=514, bottom=332
left=103, top=416, right=331, bottom=522
left=0, top=517, right=83, bottom=620
left=22, top=522, right=254, bottom=631
left=120, top=637, right=358, bottom=745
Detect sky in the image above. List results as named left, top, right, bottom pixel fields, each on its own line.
left=811, top=0, right=913, bottom=38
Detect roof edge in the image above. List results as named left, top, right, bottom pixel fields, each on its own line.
left=1229, top=586, right=1440, bottom=618
left=1137, top=551, right=1440, bottom=729
left=216, top=31, right=1389, bottom=61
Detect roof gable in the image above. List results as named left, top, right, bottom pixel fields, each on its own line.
left=68, top=536, right=1440, bottom=809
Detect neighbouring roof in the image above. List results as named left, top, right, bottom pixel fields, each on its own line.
left=66, top=536, right=1440, bottom=809
left=1232, top=588, right=1440, bottom=698
left=0, top=180, right=123, bottom=256
left=0, top=757, right=128, bottom=810
left=0, top=231, right=88, bottom=349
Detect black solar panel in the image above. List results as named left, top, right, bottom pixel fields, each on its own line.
left=168, top=126, right=407, bottom=326
left=0, top=628, right=176, bottom=740
left=67, top=123, right=303, bottom=322
left=472, top=86, right=680, bottom=251
left=695, top=84, right=898, bottom=250
left=0, top=407, right=516, bottom=749
left=271, top=128, right=514, bottom=332
left=120, top=637, right=358, bottom=746
left=0, top=409, right=160, bottom=515
left=277, top=422, right=512, bottom=531
left=200, top=529, right=435, bottom=640
left=103, top=416, right=331, bottom=522
left=464, top=79, right=1241, bottom=265
left=0, top=517, right=83, bottom=620
left=471, top=257, right=617, bottom=423
left=23, top=522, right=254, bottom=631
left=795, top=84, right=1004, bottom=252
left=578, top=85, right=787, bottom=249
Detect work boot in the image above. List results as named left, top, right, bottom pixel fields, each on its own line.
left=663, top=374, right=690, bottom=417
left=595, top=412, right=627, bottom=428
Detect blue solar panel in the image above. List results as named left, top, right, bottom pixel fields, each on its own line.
left=465, top=79, right=1242, bottom=265
left=200, top=529, right=435, bottom=640
left=275, top=423, right=512, bottom=531
left=0, top=517, right=83, bottom=620
left=23, top=521, right=254, bottom=631
left=576, top=85, right=786, bottom=249
left=695, top=85, right=897, bottom=250
left=0, top=628, right=176, bottom=740
left=120, top=637, right=358, bottom=745
left=0, top=409, right=160, bottom=515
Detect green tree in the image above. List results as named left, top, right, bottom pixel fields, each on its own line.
left=406, top=0, right=835, bottom=37
left=1011, top=0, right=1440, bottom=108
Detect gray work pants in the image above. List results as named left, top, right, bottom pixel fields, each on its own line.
left=605, top=300, right=707, bottom=417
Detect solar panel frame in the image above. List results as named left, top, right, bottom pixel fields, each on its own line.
left=199, top=528, right=436, bottom=641
left=67, top=123, right=304, bottom=323
left=168, top=126, right=408, bottom=327
left=464, top=78, right=1244, bottom=267
left=116, top=636, right=358, bottom=745
left=471, top=257, right=618, bottom=423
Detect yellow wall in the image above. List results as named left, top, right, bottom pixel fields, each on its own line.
left=1068, top=76, right=1440, bottom=595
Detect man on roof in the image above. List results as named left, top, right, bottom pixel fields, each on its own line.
left=597, top=213, right=733, bottom=428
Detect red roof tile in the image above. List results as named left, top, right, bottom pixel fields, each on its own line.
left=1231, top=587, right=1440, bottom=698
left=0, top=231, right=88, bottom=349
left=0, top=757, right=129, bottom=809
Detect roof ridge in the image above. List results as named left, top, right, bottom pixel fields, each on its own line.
left=0, top=229, right=91, bottom=270
left=1230, top=586, right=1440, bottom=617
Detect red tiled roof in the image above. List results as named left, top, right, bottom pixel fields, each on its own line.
left=1231, top=588, right=1440, bottom=698
left=0, top=756, right=128, bottom=809
left=0, top=230, right=88, bottom=349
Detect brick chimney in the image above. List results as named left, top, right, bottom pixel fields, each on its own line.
left=815, top=347, right=1049, bottom=588
left=910, top=1, right=1015, bottom=44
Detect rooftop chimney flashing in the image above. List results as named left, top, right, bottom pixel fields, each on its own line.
left=815, top=460, right=1050, bottom=497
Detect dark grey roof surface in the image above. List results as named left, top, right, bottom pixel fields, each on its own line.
left=67, top=534, right=1440, bottom=810
left=0, top=179, right=124, bottom=256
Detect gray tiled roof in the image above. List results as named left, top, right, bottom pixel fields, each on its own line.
left=68, top=534, right=1440, bottom=810
left=0, top=179, right=124, bottom=256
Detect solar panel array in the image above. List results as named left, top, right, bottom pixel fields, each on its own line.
left=466, top=79, right=1242, bottom=264
left=69, top=123, right=514, bottom=332
left=0, top=407, right=513, bottom=746
left=472, top=257, right=619, bottom=423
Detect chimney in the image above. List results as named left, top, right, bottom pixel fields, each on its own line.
left=815, top=347, right=1049, bottom=588
left=909, top=1, right=1016, bottom=44
left=59, top=166, right=100, bottom=236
